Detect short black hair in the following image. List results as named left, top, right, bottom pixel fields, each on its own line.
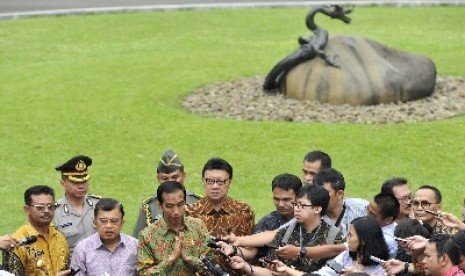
left=452, top=230, right=465, bottom=257
left=24, top=185, right=55, bottom=205
left=296, top=185, right=329, bottom=216
left=417, top=185, right=442, bottom=203
left=373, top=193, right=400, bottom=221
left=394, top=218, right=431, bottom=239
left=429, top=234, right=461, bottom=265
left=157, top=181, right=186, bottom=205
left=271, top=173, right=302, bottom=194
left=380, top=177, right=408, bottom=195
left=303, top=151, right=332, bottom=169
left=351, top=216, right=390, bottom=266
left=202, top=157, right=233, bottom=180
left=94, top=198, right=124, bottom=217
left=313, top=168, right=345, bottom=191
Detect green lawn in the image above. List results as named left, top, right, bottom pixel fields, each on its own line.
left=0, top=6, right=464, bottom=234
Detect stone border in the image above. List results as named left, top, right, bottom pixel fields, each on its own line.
left=182, top=75, right=465, bottom=124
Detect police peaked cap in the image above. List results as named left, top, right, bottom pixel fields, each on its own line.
left=55, top=155, right=92, bottom=182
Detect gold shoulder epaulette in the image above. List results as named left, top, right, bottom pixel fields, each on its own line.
left=142, top=195, right=157, bottom=226
left=191, top=192, right=203, bottom=199
left=88, top=194, right=101, bottom=199
left=142, top=195, right=156, bottom=204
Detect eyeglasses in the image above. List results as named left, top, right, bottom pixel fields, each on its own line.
left=204, top=178, right=230, bottom=186
left=28, top=203, right=58, bottom=212
left=98, top=218, right=122, bottom=226
left=290, top=202, right=313, bottom=209
left=396, top=194, right=413, bottom=204
left=411, top=200, right=439, bottom=209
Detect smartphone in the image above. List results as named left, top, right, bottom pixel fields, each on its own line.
left=326, top=259, right=343, bottom=274
left=369, top=255, right=386, bottom=264
left=425, top=209, right=441, bottom=217
left=394, top=236, right=408, bottom=242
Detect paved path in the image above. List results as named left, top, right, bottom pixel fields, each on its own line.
left=0, top=0, right=362, bottom=20
left=1, top=0, right=462, bottom=19
left=0, top=0, right=326, bottom=13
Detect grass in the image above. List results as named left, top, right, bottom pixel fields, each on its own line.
left=0, top=6, right=464, bottom=234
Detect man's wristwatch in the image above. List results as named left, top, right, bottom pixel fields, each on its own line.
left=299, top=246, right=307, bottom=258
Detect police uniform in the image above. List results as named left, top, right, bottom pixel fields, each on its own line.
left=54, top=194, right=100, bottom=252
left=132, top=149, right=202, bottom=237
left=53, top=155, right=101, bottom=253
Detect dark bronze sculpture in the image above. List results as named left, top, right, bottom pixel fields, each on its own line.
left=263, top=5, right=353, bottom=90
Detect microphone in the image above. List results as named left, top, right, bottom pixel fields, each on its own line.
left=201, top=256, right=229, bottom=276
left=20, top=235, right=37, bottom=245
left=9, top=235, right=37, bottom=248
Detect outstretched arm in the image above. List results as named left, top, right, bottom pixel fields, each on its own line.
left=276, top=243, right=345, bottom=260
left=229, top=230, right=277, bottom=247
left=0, top=235, right=21, bottom=250
left=229, top=256, right=273, bottom=276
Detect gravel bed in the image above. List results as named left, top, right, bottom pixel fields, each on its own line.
left=182, top=75, right=465, bottom=124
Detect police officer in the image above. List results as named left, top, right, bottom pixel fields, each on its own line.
left=54, top=155, right=100, bottom=253
left=132, top=149, right=201, bottom=237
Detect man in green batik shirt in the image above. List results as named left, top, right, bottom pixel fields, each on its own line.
left=137, top=181, right=211, bottom=275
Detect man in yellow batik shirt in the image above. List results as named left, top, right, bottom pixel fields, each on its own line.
left=12, top=185, right=69, bottom=276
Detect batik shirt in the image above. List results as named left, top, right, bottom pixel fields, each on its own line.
left=431, top=220, right=458, bottom=235
left=267, top=220, right=344, bottom=273
left=71, top=232, right=138, bottom=276
left=254, top=211, right=293, bottom=234
left=186, top=197, right=255, bottom=237
left=12, top=223, right=69, bottom=276
left=137, top=216, right=211, bottom=275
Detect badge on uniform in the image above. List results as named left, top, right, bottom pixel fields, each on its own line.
left=60, top=222, right=73, bottom=228
left=86, top=197, right=94, bottom=207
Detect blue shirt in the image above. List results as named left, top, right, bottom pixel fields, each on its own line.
left=382, top=222, right=398, bottom=258
left=322, top=197, right=368, bottom=238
